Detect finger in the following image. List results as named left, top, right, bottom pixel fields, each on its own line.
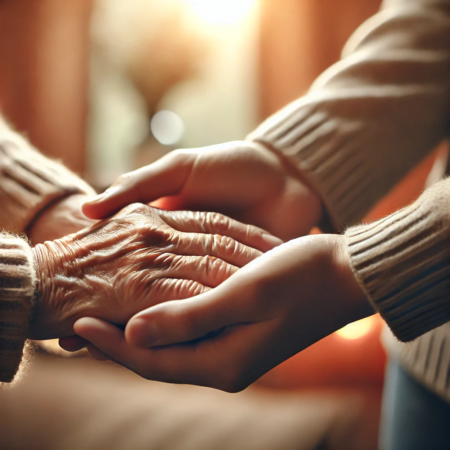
left=145, top=277, right=211, bottom=301
left=74, top=318, right=124, bottom=348
left=173, top=232, right=263, bottom=268
left=59, top=335, right=89, bottom=352
left=75, top=318, right=149, bottom=370
left=87, top=276, right=211, bottom=326
left=147, top=322, right=273, bottom=391
left=82, top=151, right=196, bottom=219
left=77, top=317, right=272, bottom=391
left=150, top=255, right=238, bottom=288
left=158, top=210, right=283, bottom=252
left=125, top=279, right=256, bottom=348
left=86, top=344, right=110, bottom=361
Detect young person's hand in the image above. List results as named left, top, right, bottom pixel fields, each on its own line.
left=74, top=234, right=373, bottom=392
left=83, top=141, right=323, bottom=241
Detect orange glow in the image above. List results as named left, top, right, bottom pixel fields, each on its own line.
left=336, top=316, right=376, bottom=340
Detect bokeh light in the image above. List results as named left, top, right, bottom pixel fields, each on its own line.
left=150, top=110, right=185, bottom=146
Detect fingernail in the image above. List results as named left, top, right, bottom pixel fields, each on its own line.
left=127, top=317, right=159, bottom=347
left=86, top=194, right=105, bottom=204
left=74, top=317, right=99, bottom=330
left=89, top=186, right=121, bottom=204
left=261, top=233, right=283, bottom=248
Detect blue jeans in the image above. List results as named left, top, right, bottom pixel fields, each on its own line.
left=380, top=360, right=450, bottom=450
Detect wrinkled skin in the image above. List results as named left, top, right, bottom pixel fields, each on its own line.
left=74, top=234, right=372, bottom=392
left=83, top=141, right=323, bottom=241
left=30, top=203, right=280, bottom=340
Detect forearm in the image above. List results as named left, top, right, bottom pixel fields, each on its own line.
left=249, top=0, right=450, bottom=230
left=0, top=117, right=95, bottom=234
left=346, top=177, right=450, bottom=342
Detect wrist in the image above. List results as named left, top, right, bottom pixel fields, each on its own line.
left=30, top=241, right=67, bottom=339
left=330, top=235, right=374, bottom=323
left=246, top=139, right=325, bottom=237
left=247, top=138, right=318, bottom=193
left=28, top=194, right=96, bottom=244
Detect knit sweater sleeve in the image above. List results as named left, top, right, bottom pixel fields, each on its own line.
left=346, top=177, right=450, bottom=342
left=248, top=0, right=450, bottom=230
left=0, top=120, right=95, bottom=234
left=0, top=234, right=35, bottom=383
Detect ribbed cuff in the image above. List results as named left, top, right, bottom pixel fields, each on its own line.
left=0, top=234, right=36, bottom=382
left=0, top=133, right=95, bottom=233
left=345, top=179, right=450, bottom=342
left=248, top=99, right=385, bottom=231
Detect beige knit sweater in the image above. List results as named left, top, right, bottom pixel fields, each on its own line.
left=250, top=0, right=450, bottom=401
left=0, top=121, right=94, bottom=382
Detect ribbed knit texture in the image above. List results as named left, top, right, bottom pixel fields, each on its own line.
left=0, top=234, right=35, bottom=383
left=0, top=132, right=95, bottom=234
left=248, top=0, right=450, bottom=231
left=346, top=179, right=450, bottom=342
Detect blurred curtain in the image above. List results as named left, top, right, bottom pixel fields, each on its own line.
left=0, top=0, right=93, bottom=175
left=258, top=0, right=381, bottom=119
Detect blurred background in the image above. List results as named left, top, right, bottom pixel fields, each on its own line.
left=0, top=0, right=445, bottom=449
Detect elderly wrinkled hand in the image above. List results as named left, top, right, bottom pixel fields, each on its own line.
left=73, top=234, right=372, bottom=392
left=29, top=203, right=281, bottom=341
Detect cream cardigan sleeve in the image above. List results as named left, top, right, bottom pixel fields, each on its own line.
left=346, top=177, right=450, bottom=342
left=0, top=234, right=35, bottom=383
left=0, top=118, right=95, bottom=234
left=248, top=0, right=450, bottom=230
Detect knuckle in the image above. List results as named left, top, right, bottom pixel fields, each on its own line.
left=202, top=256, right=234, bottom=283
left=131, top=203, right=147, bottom=214
left=152, top=252, right=178, bottom=270
left=159, top=227, right=179, bottom=247
left=115, top=172, right=136, bottom=188
left=142, top=224, right=176, bottom=247
left=145, top=278, right=205, bottom=303
left=119, top=202, right=146, bottom=216
left=205, top=212, right=231, bottom=235
left=162, top=209, right=189, bottom=224
left=215, top=235, right=238, bottom=257
left=179, top=279, right=206, bottom=298
left=203, top=255, right=218, bottom=276
left=244, top=224, right=256, bottom=241
left=202, top=234, right=214, bottom=254
left=146, top=278, right=171, bottom=299
left=168, top=149, right=184, bottom=160
left=167, top=149, right=190, bottom=165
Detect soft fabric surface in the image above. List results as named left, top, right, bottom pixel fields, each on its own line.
left=0, top=353, right=381, bottom=450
